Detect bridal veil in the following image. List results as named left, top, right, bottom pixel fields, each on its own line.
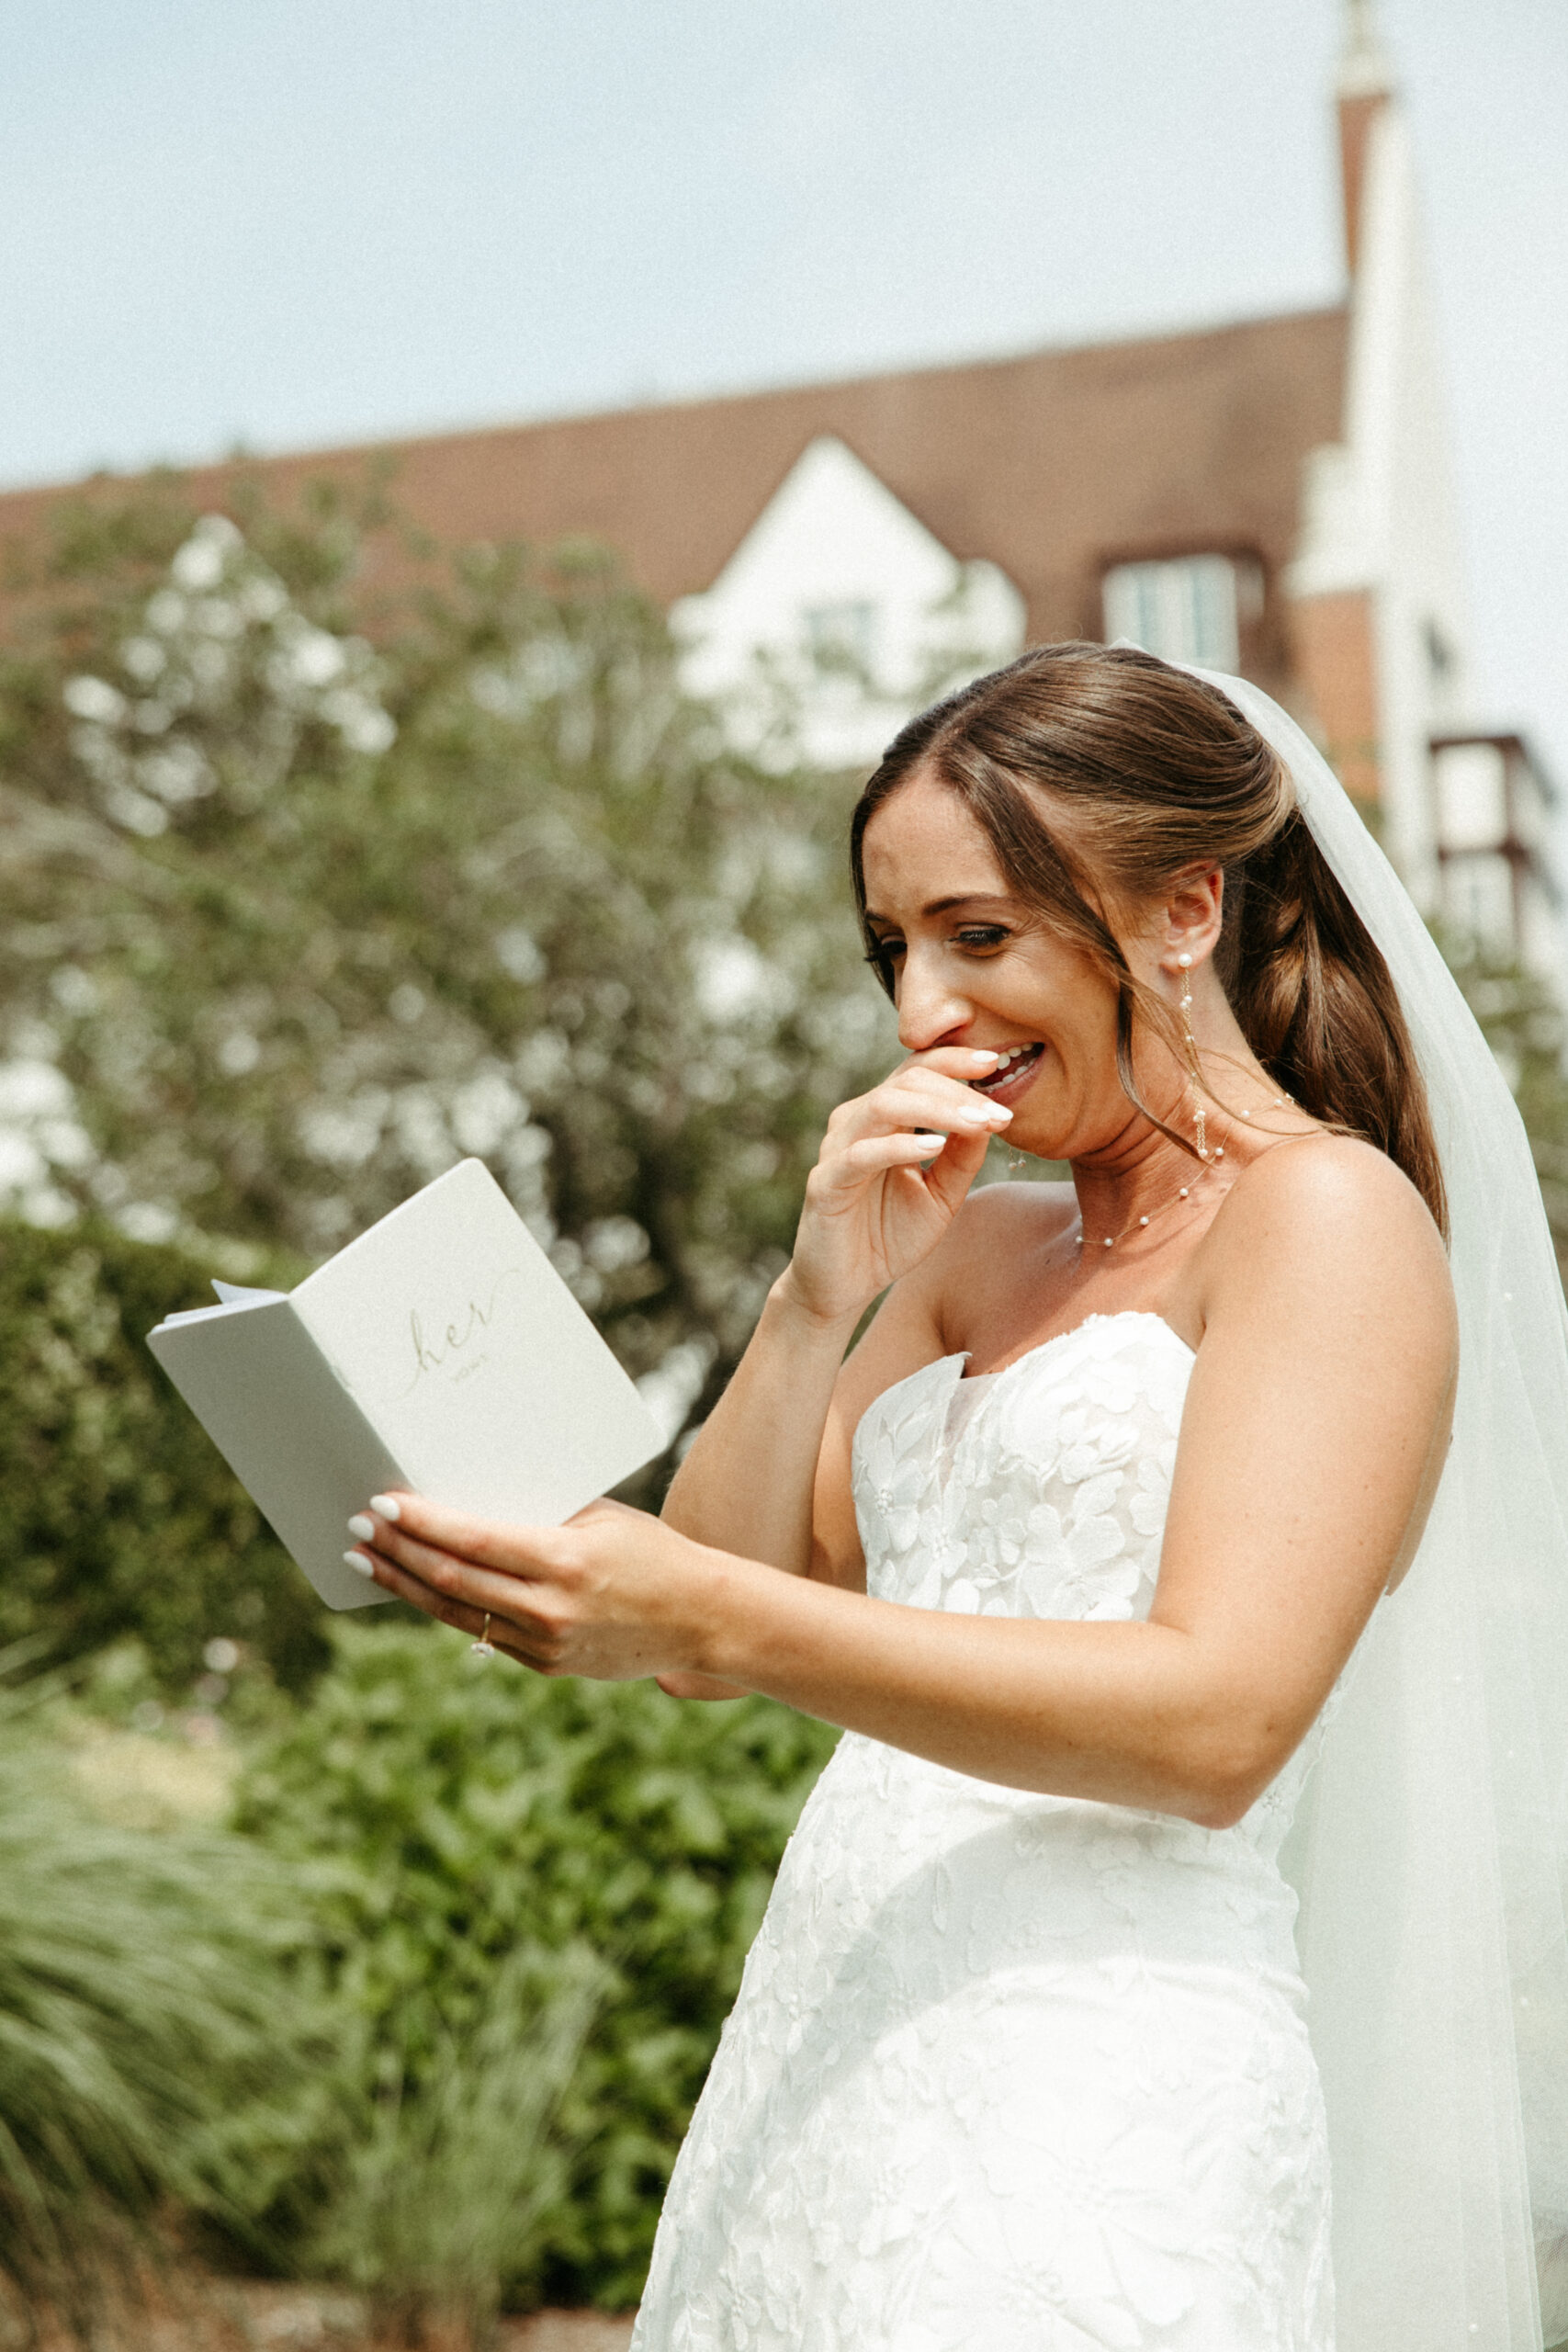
left=1187, top=667, right=1568, bottom=2352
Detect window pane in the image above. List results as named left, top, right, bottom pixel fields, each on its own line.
left=1102, top=556, right=1240, bottom=670
left=1432, top=743, right=1507, bottom=851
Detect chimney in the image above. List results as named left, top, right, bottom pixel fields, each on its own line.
left=1337, top=0, right=1395, bottom=277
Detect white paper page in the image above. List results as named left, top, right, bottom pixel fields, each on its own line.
left=290, top=1159, right=663, bottom=1527
left=154, top=1283, right=288, bottom=1331
left=148, top=1300, right=400, bottom=1611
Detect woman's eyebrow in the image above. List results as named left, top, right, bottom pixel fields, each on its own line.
left=863, top=893, right=1016, bottom=925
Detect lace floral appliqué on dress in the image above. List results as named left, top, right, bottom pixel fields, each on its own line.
left=632, top=1312, right=1338, bottom=2352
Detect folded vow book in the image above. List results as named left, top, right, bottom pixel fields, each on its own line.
left=147, top=1159, right=665, bottom=1610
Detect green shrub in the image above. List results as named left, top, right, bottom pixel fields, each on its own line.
left=0, top=1216, right=328, bottom=1696
left=0, top=1657, right=319, bottom=2329
left=233, top=1622, right=838, bottom=2309
left=309, top=1939, right=609, bottom=2345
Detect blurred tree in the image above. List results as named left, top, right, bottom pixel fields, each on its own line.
left=0, top=478, right=893, bottom=1458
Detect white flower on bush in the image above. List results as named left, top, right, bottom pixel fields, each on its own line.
left=0, top=1059, right=94, bottom=1223
left=65, top=514, right=396, bottom=832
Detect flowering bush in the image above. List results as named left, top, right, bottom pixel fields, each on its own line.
left=0, top=477, right=894, bottom=1456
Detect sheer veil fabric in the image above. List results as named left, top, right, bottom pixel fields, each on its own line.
left=1183, top=667, right=1568, bottom=2352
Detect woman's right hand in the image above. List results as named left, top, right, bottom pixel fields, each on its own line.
left=780, top=1047, right=1013, bottom=1328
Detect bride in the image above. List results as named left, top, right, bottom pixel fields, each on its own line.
left=346, top=645, right=1568, bottom=2352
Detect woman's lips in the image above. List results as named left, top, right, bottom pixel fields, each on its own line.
left=970, top=1044, right=1044, bottom=1106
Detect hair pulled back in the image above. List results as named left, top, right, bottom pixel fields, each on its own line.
left=851, top=640, right=1446, bottom=1234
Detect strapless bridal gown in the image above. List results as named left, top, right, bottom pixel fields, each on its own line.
left=632, top=1312, right=1339, bottom=2352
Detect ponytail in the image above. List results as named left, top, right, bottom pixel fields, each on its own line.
left=1219, top=815, right=1448, bottom=1236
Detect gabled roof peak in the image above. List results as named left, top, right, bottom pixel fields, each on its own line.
left=1338, top=0, right=1395, bottom=102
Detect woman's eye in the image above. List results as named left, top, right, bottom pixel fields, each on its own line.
left=955, top=927, right=1010, bottom=951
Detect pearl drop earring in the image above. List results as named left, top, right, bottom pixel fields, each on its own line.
left=1176, top=953, right=1208, bottom=1161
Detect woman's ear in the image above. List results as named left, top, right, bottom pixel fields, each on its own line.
left=1161, top=865, right=1224, bottom=973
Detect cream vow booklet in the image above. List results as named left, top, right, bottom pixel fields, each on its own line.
left=147, top=1159, right=665, bottom=1610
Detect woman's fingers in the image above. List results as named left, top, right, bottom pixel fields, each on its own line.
left=364, top=1489, right=571, bottom=1580
left=378, top=1518, right=541, bottom=1609
left=352, top=1526, right=536, bottom=1623
left=350, top=1538, right=481, bottom=1628
left=353, top=1535, right=564, bottom=1673
left=822, top=1093, right=1008, bottom=1174
left=347, top=1501, right=576, bottom=1640
left=900, top=1046, right=1004, bottom=1084
left=920, top=1125, right=998, bottom=1203
left=838, top=1132, right=959, bottom=1175
left=837, top=1073, right=1010, bottom=1141
left=821, top=1129, right=990, bottom=1183
left=355, top=1539, right=571, bottom=1671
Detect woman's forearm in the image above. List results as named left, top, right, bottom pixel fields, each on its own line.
left=661, top=1276, right=860, bottom=1575
left=687, top=1553, right=1268, bottom=1828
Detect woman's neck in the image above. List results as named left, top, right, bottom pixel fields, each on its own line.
left=1068, top=1061, right=1314, bottom=1253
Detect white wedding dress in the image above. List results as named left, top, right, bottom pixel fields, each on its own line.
left=632, top=1309, right=1347, bottom=2352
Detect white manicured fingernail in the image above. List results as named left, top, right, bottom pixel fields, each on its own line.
left=344, top=1549, right=376, bottom=1577
left=347, top=1514, right=376, bottom=1542
left=914, top=1131, right=946, bottom=1146
left=369, top=1495, right=401, bottom=1522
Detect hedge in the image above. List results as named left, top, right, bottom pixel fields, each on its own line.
left=231, top=1622, right=838, bottom=2309
left=0, top=1216, right=328, bottom=1694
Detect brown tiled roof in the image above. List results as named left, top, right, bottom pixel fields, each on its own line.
left=0, top=308, right=1347, bottom=665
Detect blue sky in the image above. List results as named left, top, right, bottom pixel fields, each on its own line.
left=5, top=0, right=1565, bottom=773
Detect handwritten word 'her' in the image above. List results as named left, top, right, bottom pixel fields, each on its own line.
left=400, top=1268, right=526, bottom=1395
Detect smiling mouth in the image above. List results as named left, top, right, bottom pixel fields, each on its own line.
left=971, top=1043, right=1044, bottom=1097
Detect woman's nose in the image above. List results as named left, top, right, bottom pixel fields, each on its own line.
left=897, top=953, right=972, bottom=1053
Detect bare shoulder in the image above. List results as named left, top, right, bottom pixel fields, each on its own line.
left=1200, top=1133, right=1456, bottom=1361
left=1216, top=1129, right=1441, bottom=1249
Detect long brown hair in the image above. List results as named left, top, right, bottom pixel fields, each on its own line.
left=851, top=640, right=1447, bottom=1234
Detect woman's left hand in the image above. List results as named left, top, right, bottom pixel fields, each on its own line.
left=344, top=1493, right=738, bottom=1685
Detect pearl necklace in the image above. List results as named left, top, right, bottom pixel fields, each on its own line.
left=1076, top=1094, right=1294, bottom=1251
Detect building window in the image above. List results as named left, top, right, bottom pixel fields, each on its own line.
left=1101, top=555, right=1249, bottom=671
left=1431, top=741, right=1508, bottom=853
